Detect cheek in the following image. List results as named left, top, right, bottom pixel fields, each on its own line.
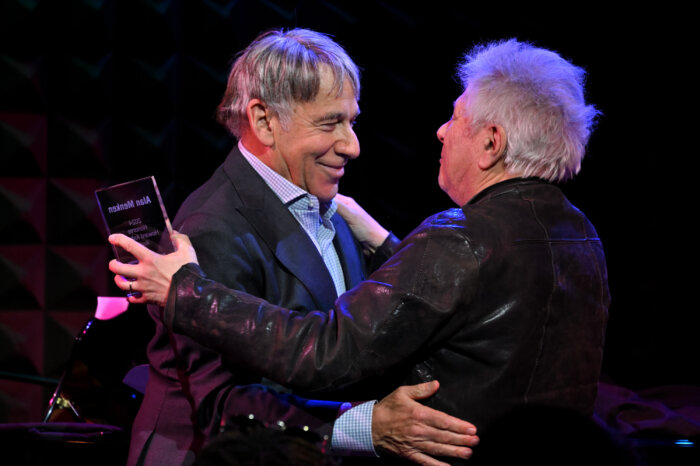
left=305, top=157, right=321, bottom=176
left=303, top=161, right=327, bottom=193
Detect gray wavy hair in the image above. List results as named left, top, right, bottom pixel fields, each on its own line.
left=217, top=28, right=360, bottom=138
left=458, top=39, right=599, bottom=182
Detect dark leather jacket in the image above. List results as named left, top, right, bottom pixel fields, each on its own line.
left=165, top=178, right=609, bottom=436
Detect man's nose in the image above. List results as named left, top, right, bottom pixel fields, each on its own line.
left=436, top=122, right=448, bottom=143
left=338, top=126, right=360, bottom=159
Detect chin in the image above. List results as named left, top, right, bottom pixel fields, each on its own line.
left=313, top=187, right=338, bottom=203
left=438, top=177, right=447, bottom=194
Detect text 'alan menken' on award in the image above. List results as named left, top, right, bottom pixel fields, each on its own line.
left=95, top=176, right=174, bottom=264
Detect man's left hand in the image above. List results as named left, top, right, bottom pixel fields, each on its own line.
left=373, top=380, right=479, bottom=465
left=335, top=193, right=390, bottom=253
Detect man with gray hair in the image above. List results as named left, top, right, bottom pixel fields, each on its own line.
left=125, top=28, right=477, bottom=466
left=115, top=38, right=609, bottom=463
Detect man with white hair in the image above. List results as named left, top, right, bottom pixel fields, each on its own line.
left=114, top=38, right=609, bottom=463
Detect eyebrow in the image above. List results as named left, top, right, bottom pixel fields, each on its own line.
left=314, top=109, right=361, bottom=124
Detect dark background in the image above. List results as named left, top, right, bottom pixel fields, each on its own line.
left=0, top=1, right=695, bottom=423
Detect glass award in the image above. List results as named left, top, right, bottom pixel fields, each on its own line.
left=95, top=176, right=174, bottom=264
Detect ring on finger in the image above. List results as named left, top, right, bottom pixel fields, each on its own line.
left=127, top=279, right=142, bottom=299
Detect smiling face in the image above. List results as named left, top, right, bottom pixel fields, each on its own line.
left=267, top=70, right=360, bottom=202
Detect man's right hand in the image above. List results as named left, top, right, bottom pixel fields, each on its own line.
left=373, top=381, right=479, bottom=465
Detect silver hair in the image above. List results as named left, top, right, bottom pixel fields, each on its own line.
left=458, top=39, right=599, bottom=182
left=217, top=28, right=361, bottom=138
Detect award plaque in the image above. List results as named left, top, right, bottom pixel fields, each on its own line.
left=95, top=176, right=174, bottom=263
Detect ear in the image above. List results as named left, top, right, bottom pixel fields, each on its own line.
left=477, top=124, right=507, bottom=170
left=245, top=99, right=275, bottom=147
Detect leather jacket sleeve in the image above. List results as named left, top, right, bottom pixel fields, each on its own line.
left=367, top=231, right=401, bottom=272
left=164, top=222, right=478, bottom=393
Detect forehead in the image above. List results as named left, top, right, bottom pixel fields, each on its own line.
left=291, top=73, right=359, bottom=118
left=453, top=91, right=470, bottom=115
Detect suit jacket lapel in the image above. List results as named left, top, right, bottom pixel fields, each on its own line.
left=222, top=148, right=339, bottom=310
left=332, top=214, right=366, bottom=290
